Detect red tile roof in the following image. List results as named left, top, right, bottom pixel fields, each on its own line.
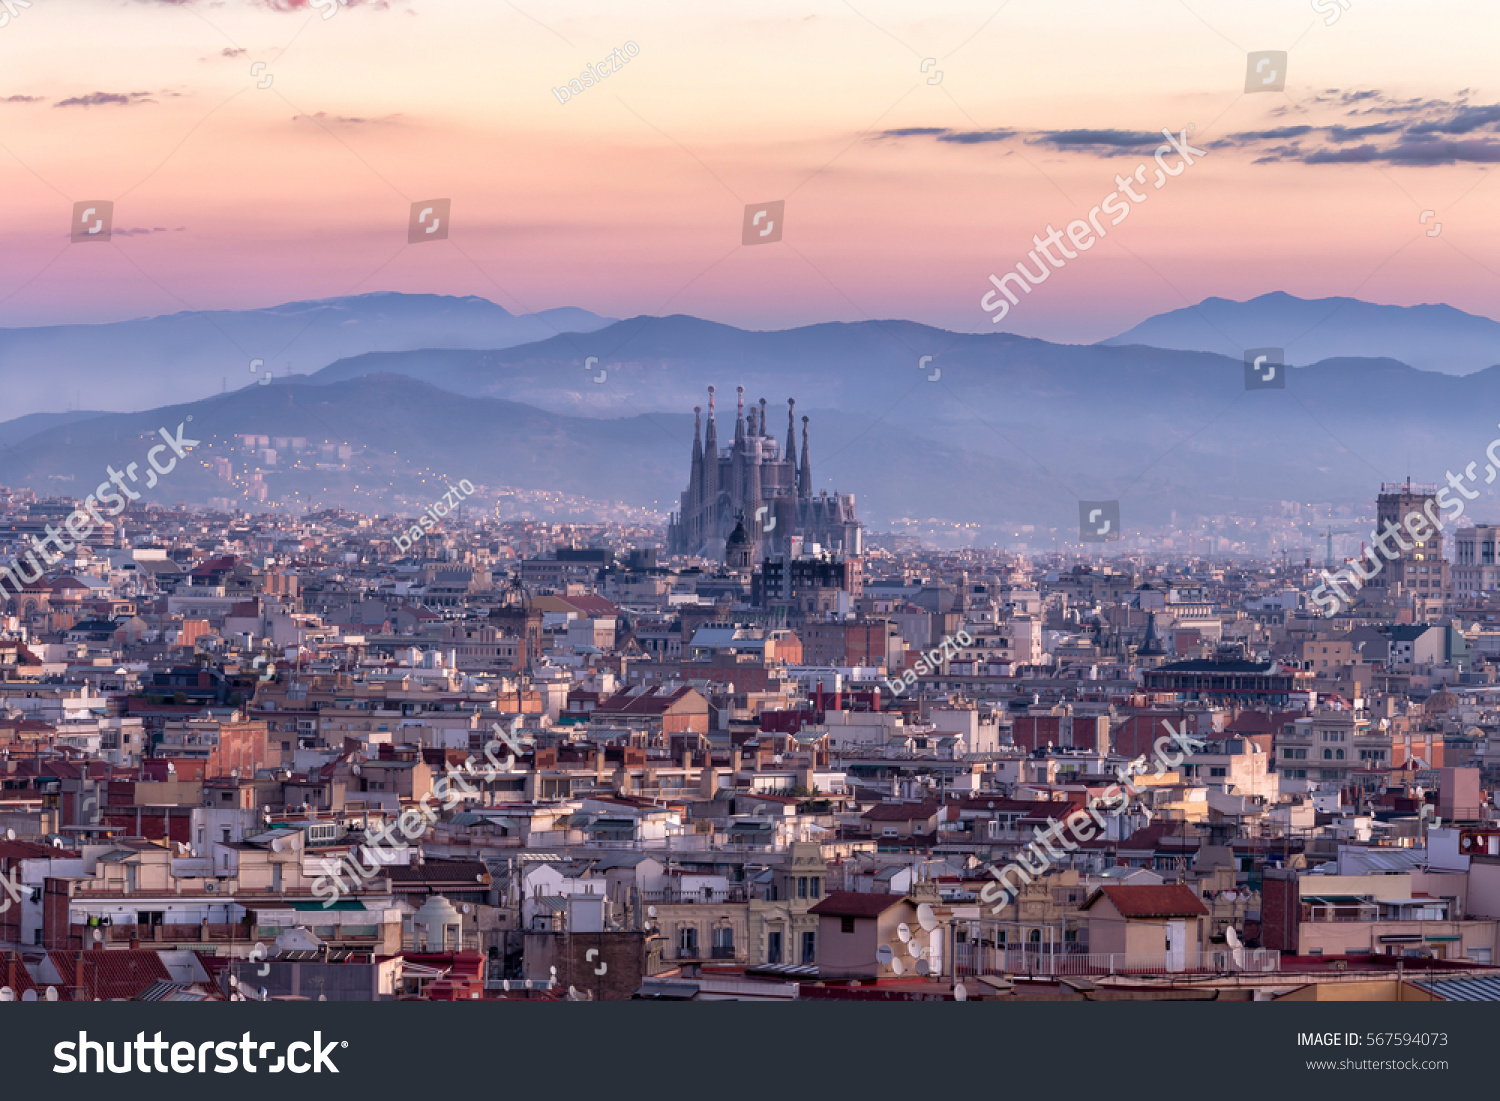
left=47, top=949, right=172, bottom=1001
left=861, top=802, right=940, bottom=822
left=808, top=891, right=907, bottom=918
left=1082, top=884, right=1208, bottom=918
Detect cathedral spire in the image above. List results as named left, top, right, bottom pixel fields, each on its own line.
left=785, top=398, right=797, bottom=471
left=758, top=398, right=767, bottom=438
left=702, top=387, right=719, bottom=523
left=799, top=414, right=812, bottom=498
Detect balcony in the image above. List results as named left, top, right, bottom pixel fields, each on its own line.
left=640, top=887, right=749, bottom=905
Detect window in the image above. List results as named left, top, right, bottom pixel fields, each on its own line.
left=840, top=916, right=855, bottom=934
left=801, top=931, right=816, bottom=964
left=797, top=876, right=808, bottom=899
left=713, top=926, right=734, bottom=950
left=677, top=926, right=698, bottom=957
left=1209, top=767, right=1226, bottom=777
left=767, top=931, right=782, bottom=963
left=809, top=878, right=821, bottom=899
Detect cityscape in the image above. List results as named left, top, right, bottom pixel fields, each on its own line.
left=0, top=0, right=1499, bottom=1034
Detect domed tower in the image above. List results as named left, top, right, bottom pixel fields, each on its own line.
left=726, top=512, right=754, bottom=574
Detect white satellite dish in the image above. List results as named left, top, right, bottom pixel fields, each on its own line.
left=916, top=903, right=936, bottom=932
left=876, top=945, right=894, bottom=966
left=915, top=959, right=930, bottom=976
left=953, top=983, right=967, bottom=1002
left=0, top=987, right=11, bottom=1002
left=896, top=922, right=911, bottom=943
left=502, top=979, right=510, bottom=992
left=524, top=979, right=533, bottom=990
left=647, top=905, right=658, bottom=918
left=907, top=938, right=923, bottom=959
left=1225, top=926, right=1242, bottom=949
left=461, top=904, right=471, bottom=914
left=3, top=829, right=13, bottom=841
left=271, top=839, right=283, bottom=853
left=890, top=957, right=906, bottom=976
left=44, top=986, right=57, bottom=1001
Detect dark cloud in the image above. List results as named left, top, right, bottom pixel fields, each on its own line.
left=1225, top=90, right=1500, bottom=165
left=1029, top=128, right=1162, bottom=154
left=221, top=47, right=247, bottom=58
left=938, top=129, right=1016, bottom=144
left=2, top=95, right=43, bottom=103
left=54, top=91, right=155, bottom=107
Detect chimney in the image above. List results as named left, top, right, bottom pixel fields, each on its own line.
left=595, top=748, right=607, bottom=782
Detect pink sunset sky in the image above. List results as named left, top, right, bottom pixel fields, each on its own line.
left=0, top=0, right=1498, bottom=341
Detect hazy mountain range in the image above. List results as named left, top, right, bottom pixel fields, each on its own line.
left=0, top=292, right=613, bottom=419
left=3, top=291, right=1500, bottom=539
left=1103, top=291, right=1500, bottom=375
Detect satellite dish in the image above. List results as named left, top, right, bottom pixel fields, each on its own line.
left=890, top=957, right=906, bottom=977
left=1225, top=926, right=1242, bottom=949
left=21, top=989, right=36, bottom=1002
left=524, top=980, right=532, bottom=990
left=461, top=904, right=471, bottom=914
left=915, top=959, right=930, bottom=976
left=271, top=839, right=283, bottom=853
left=896, top=922, right=911, bottom=943
left=502, top=979, right=510, bottom=992
left=352, top=764, right=361, bottom=776
left=907, top=938, right=923, bottom=959
left=917, top=903, right=936, bottom=932
left=1231, top=947, right=1246, bottom=970
left=45, top=986, right=57, bottom=1001
left=876, top=945, right=894, bottom=966
left=647, top=905, right=658, bottom=918
left=3, top=829, right=12, bottom=841
left=953, top=983, right=967, bottom=1002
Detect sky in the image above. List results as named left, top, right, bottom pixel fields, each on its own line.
left=2, top=0, right=1500, bottom=342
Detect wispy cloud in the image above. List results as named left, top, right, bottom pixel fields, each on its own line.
left=880, top=91, right=1500, bottom=167
left=54, top=91, right=156, bottom=108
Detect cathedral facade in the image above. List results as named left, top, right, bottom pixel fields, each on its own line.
left=666, top=386, right=860, bottom=561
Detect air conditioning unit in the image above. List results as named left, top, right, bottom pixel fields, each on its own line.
left=204, top=881, right=219, bottom=893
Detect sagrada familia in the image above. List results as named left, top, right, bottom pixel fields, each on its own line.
left=666, top=386, right=861, bottom=562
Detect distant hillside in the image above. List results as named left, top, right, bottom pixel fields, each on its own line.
left=1102, top=291, right=1500, bottom=375
left=0, top=292, right=612, bottom=420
